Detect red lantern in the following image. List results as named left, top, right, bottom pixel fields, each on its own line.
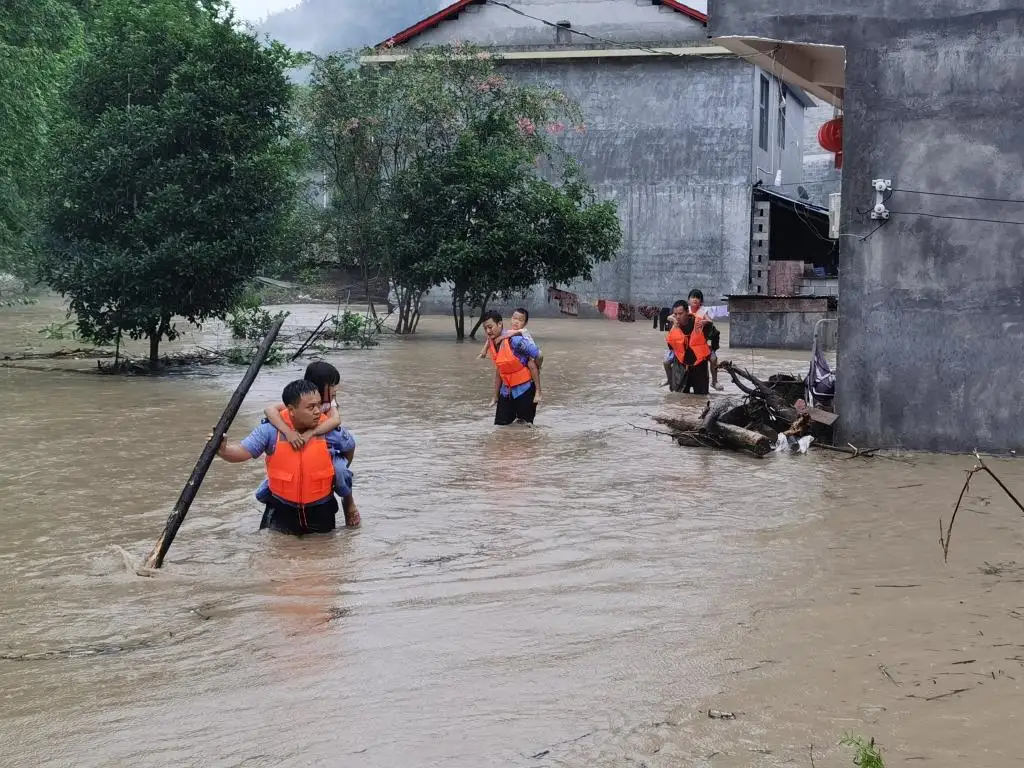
left=818, top=116, right=843, bottom=169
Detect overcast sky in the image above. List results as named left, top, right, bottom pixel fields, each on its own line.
left=229, top=0, right=301, bottom=22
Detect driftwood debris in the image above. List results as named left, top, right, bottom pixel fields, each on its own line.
left=648, top=360, right=843, bottom=458
left=654, top=395, right=772, bottom=457
left=940, top=451, right=1024, bottom=562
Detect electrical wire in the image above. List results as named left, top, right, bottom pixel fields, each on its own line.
left=489, top=0, right=833, bottom=176
left=889, top=188, right=1024, bottom=205
left=887, top=210, right=1024, bottom=226
left=487, top=3, right=869, bottom=247
left=488, top=0, right=779, bottom=63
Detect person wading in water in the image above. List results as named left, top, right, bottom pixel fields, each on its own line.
left=259, top=361, right=360, bottom=527
left=481, top=309, right=542, bottom=425
left=663, top=299, right=718, bottom=395
left=214, top=379, right=352, bottom=535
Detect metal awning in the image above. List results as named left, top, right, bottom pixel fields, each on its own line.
left=754, top=184, right=830, bottom=217
left=711, top=36, right=845, bottom=108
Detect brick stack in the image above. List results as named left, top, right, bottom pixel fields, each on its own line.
left=767, top=260, right=805, bottom=297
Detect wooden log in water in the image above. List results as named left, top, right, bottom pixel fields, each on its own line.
left=143, top=313, right=288, bottom=570
left=653, top=413, right=704, bottom=434
left=711, top=423, right=773, bottom=457
left=289, top=313, right=331, bottom=361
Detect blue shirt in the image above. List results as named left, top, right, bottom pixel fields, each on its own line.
left=241, top=422, right=356, bottom=458
left=495, top=335, right=540, bottom=398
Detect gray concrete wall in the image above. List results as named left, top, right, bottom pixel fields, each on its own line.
left=751, top=69, right=804, bottom=189
left=710, top=0, right=1024, bottom=452
left=728, top=311, right=837, bottom=351
left=405, top=0, right=708, bottom=49
left=728, top=296, right=837, bottom=351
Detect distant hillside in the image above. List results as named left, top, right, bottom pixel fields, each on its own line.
left=259, top=0, right=439, bottom=55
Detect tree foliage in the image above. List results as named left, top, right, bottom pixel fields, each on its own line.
left=0, top=0, right=82, bottom=277
left=40, top=0, right=304, bottom=363
left=391, top=130, right=620, bottom=339
left=304, top=43, right=620, bottom=338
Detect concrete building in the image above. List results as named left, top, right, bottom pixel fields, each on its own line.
left=710, top=0, right=1024, bottom=452
left=370, top=0, right=814, bottom=317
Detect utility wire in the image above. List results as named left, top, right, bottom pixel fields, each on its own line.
left=890, top=188, right=1024, bottom=205
left=489, top=0, right=830, bottom=173
left=888, top=210, right=1024, bottom=226
left=488, top=3, right=868, bottom=246
left=485, top=7, right=1022, bottom=232
left=488, top=0, right=778, bottom=63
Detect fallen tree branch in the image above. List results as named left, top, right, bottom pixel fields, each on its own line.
left=628, top=423, right=679, bottom=440
left=941, top=450, right=1024, bottom=562
left=290, top=314, right=331, bottom=361
left=719, top=361, right=800, bottom=424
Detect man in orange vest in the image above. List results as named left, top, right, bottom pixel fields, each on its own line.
left=481, top=309, right=542, bottom=425
left=214, top=379, right=348, bottom=535
left=663, top=299, right=719, bottom=394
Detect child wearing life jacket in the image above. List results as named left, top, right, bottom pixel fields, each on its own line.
left=255, top=361, right=360, bottom=527
left=687, top=289, right=723, bottom=390
left=478, top=307, right=543, bottom=369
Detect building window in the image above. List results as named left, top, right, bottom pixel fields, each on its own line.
left=758, top=75, right=770, bottom=151
left=777, top=94, right=787, bottom=150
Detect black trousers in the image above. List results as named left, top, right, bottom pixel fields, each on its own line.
left=259, top=495, right=339, bottom=536
left=495, top=384, right=538, bottom=425
left=667, top=359, right=710, bottom=395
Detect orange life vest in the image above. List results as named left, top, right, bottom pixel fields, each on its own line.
left=488, top=336, right=533, bottom=389
left=265, top=409, right=335, bottom=506
left=666, top=323, right=711, bottom=366
left=688, top=314, right=712, bottom=365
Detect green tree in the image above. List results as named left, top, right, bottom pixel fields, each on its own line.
left=303, top=43, right=584, bottom=335
left=392, top=124, right=620, bottom=340
left=0, top=0, right=82, bottom=278
left=40, top=0, right=303, bottom=364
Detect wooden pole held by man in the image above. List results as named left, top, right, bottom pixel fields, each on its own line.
left=143, top=314, right=288, bottom=570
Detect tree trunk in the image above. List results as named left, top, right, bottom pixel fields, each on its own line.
left=149, top=313, right=172, bottom=368
left=410, top=295, right=422, bottom=333
left=394, top=284, right=411, bottom=335
left=452, top=290, right=466, bottom=341
left=468, top=294, right=491, bottom=340
left=409, top=291, right=422, bottom=333
left=362, top=262, right=377, bottom=320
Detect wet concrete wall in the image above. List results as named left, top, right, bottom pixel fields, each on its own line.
left=728, top=296, right=837, bottom=351
left=710, top=1, right=1024, bottom=452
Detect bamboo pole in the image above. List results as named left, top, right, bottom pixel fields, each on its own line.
left=143, top=314, right=288, bottom=570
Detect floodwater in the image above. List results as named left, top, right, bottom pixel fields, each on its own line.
left=2, top=300, right=1022, bottom=767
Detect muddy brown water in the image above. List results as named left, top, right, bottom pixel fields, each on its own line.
left=2, top=300, right=1022, bottom=767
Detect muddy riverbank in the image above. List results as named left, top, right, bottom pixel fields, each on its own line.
left=1, top=299, right=1020, bottom=767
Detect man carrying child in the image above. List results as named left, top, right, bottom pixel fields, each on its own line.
left=214, top=378, right=355, bottom=535
left=480, top=309, right=542, bottom=425
left=663, top=297, right=721, bottom=395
